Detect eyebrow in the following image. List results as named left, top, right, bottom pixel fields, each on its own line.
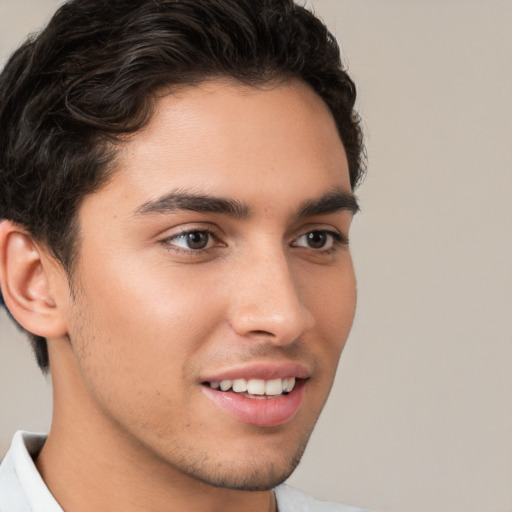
left=298, top=189, right=360, bottom=218
left=134, top=191, right=251, bottom=218
left=133, top=188, right=359, bottom=220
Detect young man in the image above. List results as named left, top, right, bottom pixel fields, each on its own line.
left=0, top=1, right=369, bottom=510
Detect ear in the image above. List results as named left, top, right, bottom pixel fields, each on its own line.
left=0, top=220, right=68, bottom=339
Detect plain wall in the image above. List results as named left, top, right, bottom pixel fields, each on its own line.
left=1, top=1, right=511, bottom=511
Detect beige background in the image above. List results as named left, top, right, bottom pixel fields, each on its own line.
left=1, top=1, right=511, bottom=511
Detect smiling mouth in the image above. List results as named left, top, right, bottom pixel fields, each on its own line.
left=203, top=377, right=297, bottom=398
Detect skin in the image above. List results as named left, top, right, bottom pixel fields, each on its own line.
left=9, top=79, right=358, bottom=512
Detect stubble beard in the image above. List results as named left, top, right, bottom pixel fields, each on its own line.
left=174, top=427, right=313, bottom=492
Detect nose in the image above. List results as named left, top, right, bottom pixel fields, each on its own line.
left=227, top=250, right=315, bottom=345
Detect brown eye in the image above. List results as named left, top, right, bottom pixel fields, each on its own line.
left=305, top=231, right=328, bottom=249
left=184, top=231, right=210, bottom=249
left=166, top=230, right=213, bottom=251
left=292, top=230, right=343, bottom=251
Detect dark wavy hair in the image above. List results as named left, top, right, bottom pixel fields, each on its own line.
left=0, top=0, right=365, bottom=372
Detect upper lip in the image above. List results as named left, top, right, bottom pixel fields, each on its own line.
left=200, top=361, right=311, bottom=383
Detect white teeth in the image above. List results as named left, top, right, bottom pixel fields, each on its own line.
left=232, top=379, right=247, bottom=393
left=247, top=379, right=266, bottom=395
left=211, top=377, right=297, bottom=395
left=284, top=377, right=295, bottom=393
left=265, top=378, right=283, bottom=396
left=219, top=380, right=232, bottom=391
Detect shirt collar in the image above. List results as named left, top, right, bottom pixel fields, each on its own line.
left=0, top=431, right=62, bottom=512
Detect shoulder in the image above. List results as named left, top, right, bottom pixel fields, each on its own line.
left=274, top=485, right=376, bottom=512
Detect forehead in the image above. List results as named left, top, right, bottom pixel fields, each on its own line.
left=86, top=79, right=351, bottom=217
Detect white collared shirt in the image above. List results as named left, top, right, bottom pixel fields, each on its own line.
left=0, top=432, right=61, bottom=512
left=0, top=431, right=371, bottom=512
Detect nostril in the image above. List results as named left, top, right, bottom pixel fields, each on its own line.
left=249, top=329, right=274, bottom=336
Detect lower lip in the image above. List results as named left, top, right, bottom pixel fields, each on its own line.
left=202, top=380, right=306, bottom=427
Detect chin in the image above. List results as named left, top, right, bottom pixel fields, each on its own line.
left=179, top=436, right=309, bottom=492
left=191, top=458, right=301, bottom=492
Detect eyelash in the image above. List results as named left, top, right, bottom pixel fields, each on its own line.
left=291, top=230, right=348, bottom=253
left=162, top=228, right=347, bottom=255
left=163, top=228, right=221, bottom=255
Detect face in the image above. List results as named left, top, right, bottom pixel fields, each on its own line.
left=59, top=79, right=357, bottom=490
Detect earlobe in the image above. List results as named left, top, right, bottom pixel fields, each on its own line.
left=0, top=220, right=68, bottom=339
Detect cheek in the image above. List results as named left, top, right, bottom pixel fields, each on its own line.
left=301, top=260, right=357, bottom=353
left=300, top=264, right=356, bottom=406
left=68, top=253, right=227, bottom=394
left=65, top=271, right=222, bottom=434
left=77, top=243, right=221, bottom=336
left=290, top=266, right=355, bottom=423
